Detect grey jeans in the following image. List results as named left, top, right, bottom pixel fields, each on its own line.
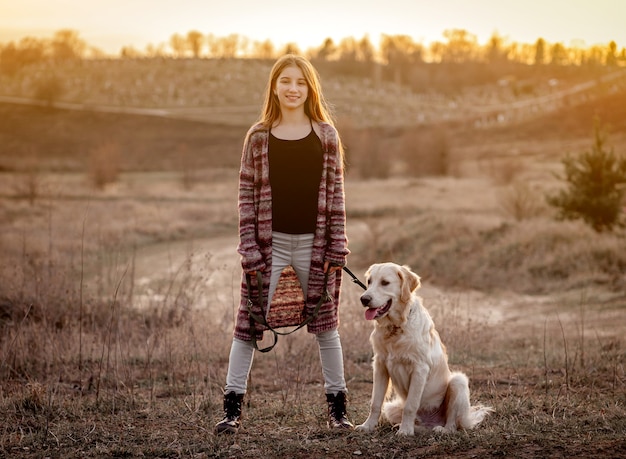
left=225, top=232, right=348, bottom=395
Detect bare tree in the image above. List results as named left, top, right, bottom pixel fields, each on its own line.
left=550, top=42, right=567, bottom=65
left=51, top=29, right=86, bottom=61
left=17, top=37, right=47, bottom=64
left=169, top=33, right=186, bottom=57
left=207, top=33, right=220, bottom=57
left=606, top=41, right=618, bottom=66
left=534, top=38, right=546, bottom=65
left=208, top=34, right=244, bottom=58
left=120, top=46, right=142, bottom=58
left=485, top=32, right=508, bottom=63
left=145, top=43, right=167, bottom=58
left=282, top=42, right=301, bottom=55
left=357, top=35, right=375, bottom=63
left=251, top=39, right=275, bottom=59
left=0, top=37, right=46, bottom=75
left=186, top=30, right=204, bottom=58
left=440, top=29, right=477, bottom=63
left=380, top=34, right=423, bottom=65
left=338, top=37, right=358, bottom=61
left=507, top=42, right=536, bottom=65
left=567, top=40, right=585, bottom=66
left=381, top=34, right=423, bottom=84
left=584, top=45, right=605, bottom=67
left=316, top=38, right=336, bottom=60
left=223, top=34, right=243, bottom=58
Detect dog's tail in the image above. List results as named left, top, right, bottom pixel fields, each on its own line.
left=445, top=371, right=493, bottom=430
left=460, top=404, right=495, bottom=430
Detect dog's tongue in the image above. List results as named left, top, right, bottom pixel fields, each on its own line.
left=365, top=308, right=378, bottom=320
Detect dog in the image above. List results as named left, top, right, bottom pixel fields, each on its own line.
left=355, top=263, right=493, bottom=436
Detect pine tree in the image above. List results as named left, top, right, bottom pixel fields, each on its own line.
left=547, top=119, right=626, bottom=232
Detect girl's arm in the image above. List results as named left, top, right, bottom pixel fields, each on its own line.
left=325, top=127, right=350, bottom=267
left=237, top=130, right=266, bottom=273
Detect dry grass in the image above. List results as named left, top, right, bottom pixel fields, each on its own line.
left=1, top=168, right=624, bottom=458
left=0, top=256, right=624, bottom=458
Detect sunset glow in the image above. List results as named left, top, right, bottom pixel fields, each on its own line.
left=1, top=0, right=625, bottom=54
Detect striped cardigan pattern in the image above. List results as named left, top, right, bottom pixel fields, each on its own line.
left=234, top=121, right=350, bottom=341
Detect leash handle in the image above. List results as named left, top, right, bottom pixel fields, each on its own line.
left=246, top=266, right=364, bottom=352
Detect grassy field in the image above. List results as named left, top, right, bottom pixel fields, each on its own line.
left=0, top=59, right=625, bottom=458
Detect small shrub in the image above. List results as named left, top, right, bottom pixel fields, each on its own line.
left=13, top=158, right=44, bottom=205
left=344, top=127, right=390, bottom=179
left=499, top=180, right=545, bottom=221
left=89, top=142, right=121, bottom=189
left=178, top=143, right=200, bottom=190
left=402, top=126, right=449, bottom=177
left=33, top=74, right=64, bottom=106
left=546, top=119, right=626, bottom=232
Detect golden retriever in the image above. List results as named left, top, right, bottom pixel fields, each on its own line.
left=355, top=263, right=493, bottom=436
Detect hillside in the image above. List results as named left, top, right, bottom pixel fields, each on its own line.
left=1, top=58, right=626, bottom=129
left=2, top=77, right=626, bottom=174
left=0, top=102, right=246, bottom=172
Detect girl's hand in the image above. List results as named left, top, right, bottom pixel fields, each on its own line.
left=324, top=261, right=342, bottom=274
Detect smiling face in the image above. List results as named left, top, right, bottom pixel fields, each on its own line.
left=273, top=64, right=309, bottom=113
left=360, top=263, right=421, bottom=322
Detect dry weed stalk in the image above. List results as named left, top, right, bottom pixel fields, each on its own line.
left=13, top=157, right=44, bottom=205
left=485, top=156, right=525, bottom=185
left=556, top=314, right=570, bottom=391
left=498, top=180, right=545, bottom=221
left=95, top=262, right=128, bottom=404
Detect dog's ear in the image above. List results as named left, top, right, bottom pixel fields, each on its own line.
left=399, top=265, right=421, bottom=302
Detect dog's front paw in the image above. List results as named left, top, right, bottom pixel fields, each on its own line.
left=355, top=421, right=377, bottom=433
left=397, top=423, right=415, bottom=436
left=433, top=425, right=456, bottom=434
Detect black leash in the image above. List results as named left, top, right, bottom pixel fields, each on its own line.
left=246, top=271, right=330, bottom=353
left=342, top=266, right=366, bottom=290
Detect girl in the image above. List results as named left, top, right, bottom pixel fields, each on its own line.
left=215, top=54, right=353, bottom=434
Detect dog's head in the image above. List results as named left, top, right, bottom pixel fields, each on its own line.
left=360, top=263, right=421, bottom=322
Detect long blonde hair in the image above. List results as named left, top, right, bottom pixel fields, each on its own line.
left=258, top=54, right=344, bottom=160
left=258, top=55, right=333, bottom=125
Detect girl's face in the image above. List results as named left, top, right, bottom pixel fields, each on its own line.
left=274, top=65, right=308, bottom=112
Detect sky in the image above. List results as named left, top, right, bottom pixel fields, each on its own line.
left=1, top=0, right=625, bottom=55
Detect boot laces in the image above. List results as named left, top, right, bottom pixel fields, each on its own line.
left=224, top=392, right=242, bottom=419
left=329, top=392, right=347, bottom=419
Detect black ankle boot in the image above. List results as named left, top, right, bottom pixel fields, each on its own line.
left=326, top=392, right=354, bottom=430
left=215, top=391, right=244, bottom=434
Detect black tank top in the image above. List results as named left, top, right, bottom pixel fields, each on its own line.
left=269, top=126, right=324, bottom=234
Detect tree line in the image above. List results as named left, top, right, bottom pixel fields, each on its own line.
left=129, top=29, right=626, bottom=67
left=1, top=28, right=624, bottom=69
left=1, top=29, right=624, bottom=96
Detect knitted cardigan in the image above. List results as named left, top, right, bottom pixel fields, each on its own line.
left=234, top=121, right=350, bottom=341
